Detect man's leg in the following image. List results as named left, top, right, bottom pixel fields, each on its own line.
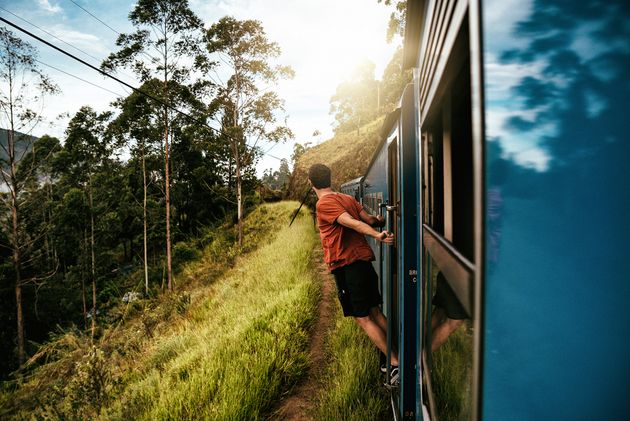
left=431, top=307, right=447, bottom=331
left=367, top=307, right=399, bottom=366
left=369, top=306, right=387, bottom=332
left=354, top=315, right=399, bottom=366
left=430, top=317, right=464, bottom=353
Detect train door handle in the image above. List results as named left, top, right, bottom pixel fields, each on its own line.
left=382, top=204, right=396, bottom=243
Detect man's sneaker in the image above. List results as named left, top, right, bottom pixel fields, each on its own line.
left=389, top=366, right=400, bottom=386
left=380, top=363, right=398, bottom=374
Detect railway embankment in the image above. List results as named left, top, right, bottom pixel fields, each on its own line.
left=1, top=201, right=389, bottom=419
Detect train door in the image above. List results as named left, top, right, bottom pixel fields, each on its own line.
left=397, top=84, right=420, bottom=419
left=385, top=136, right=400, bottom=390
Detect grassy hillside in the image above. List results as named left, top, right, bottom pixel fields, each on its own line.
left=1, top=199, right=393, bottom=420
left=288, top=117, right=385, bottom=198
left=1, top=202, right=320, bottom=420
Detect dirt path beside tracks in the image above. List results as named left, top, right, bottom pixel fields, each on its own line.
left=272, top=247, right=336, bottom=420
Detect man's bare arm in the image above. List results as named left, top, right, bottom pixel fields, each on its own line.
left=337, top=212, right=393, bottom=244
left=359, top=209, right=385, bottom=228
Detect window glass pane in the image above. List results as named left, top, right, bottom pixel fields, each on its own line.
left=426, top=256, right=474, bottom=421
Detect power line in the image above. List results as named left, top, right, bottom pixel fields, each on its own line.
left=66, top=0, right=121, bottom=36
left=0, top=6, right=136, bottom=92
left=64, top=0, right=166, bottom=71
left=0, top=16, right=283, bottom=162
left=34, top=58, right=128, bottom=98
left=0, top=17, right=216, bottom=131
left=0, top=6, right=102, bottom=64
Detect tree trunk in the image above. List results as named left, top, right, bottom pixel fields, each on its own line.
left=88, top=179, right=97, bottom=339
left=232, top=81, right=244, bottom=248
left=162, top=27, right=174, bottom=292
left=142, top=142, right=149, bottom=296
left=15, top=280, right=24, bottom=364
left=235, top=145, right=243, bottom=248
left=164, top=104, right=173, bottom=292
left=7, top=117, right=25, bottom=365
left=81, top=230, right=88, bottom=330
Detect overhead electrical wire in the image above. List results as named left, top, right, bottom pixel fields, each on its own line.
left=61, top=0, right=277, bottom=160
left=1, top=6, right=102, bottom=65
left=0, top=15, right=283, bottom=161
left=66, top=0, right=122, bottom=36
left=34, top=58, right=128, bottom=98
left=64, top=0, right=184, bottom=79
left=0, top=6, right=137, bottom=92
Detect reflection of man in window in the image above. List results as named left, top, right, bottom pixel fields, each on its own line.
left=431, top=272, right=466, bottom=352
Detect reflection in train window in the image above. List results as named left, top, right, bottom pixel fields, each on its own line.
left=428, top=257, right=473, bottom=421
left=419, top=12, right=476, bottom=421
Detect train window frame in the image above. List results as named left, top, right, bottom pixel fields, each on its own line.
left=416, top=4, right=483, bottom=421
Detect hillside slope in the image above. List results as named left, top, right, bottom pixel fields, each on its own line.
left=1, top=202, right=320, bottom=420
left=288, top=117, right=385, bottom=198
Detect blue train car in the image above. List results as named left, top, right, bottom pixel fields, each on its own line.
left=340, top=176, right=364, bottom=203
left=346, top=0, right=630, bottom=419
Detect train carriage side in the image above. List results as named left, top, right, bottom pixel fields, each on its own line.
left=404, top=0, right=482, bottom=419
left=340, top=176, right=364, bottom=203
left=477, top=0, right=630, bottom=419
left=359, top=84, right=421, bottom=418
left=395, top=83, right=421, bottom=419
left=363, top=111, right=398, bottom=334
left=402, top=0, right=630, bottom=419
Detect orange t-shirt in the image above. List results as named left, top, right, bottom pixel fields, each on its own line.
left=316, top=193, right=375, bottom=271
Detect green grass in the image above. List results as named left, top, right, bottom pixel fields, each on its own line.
left=1, top=201, right=322, bottom=420
left=314, top=291, right=389, bottom=421
left=102, top=202, right=319, bottom=420
left=2, top=200, right=394, bottom=420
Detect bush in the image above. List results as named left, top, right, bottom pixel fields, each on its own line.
left=172, top=242, right=202, bottom=267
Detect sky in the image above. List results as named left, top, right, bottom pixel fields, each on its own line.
left=0, top=0, right=400, bottom=175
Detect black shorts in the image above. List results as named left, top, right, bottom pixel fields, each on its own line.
left=432, top=272, right=467, bottom=320
left=332, top=260, right=382, bottom=317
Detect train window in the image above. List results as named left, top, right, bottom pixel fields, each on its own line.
left=419, top=12, right=477, bottom=421
left=425, top=62, right=473, bottom=260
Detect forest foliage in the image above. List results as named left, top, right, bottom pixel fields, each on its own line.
left=0, top=1, right=292, bottom=379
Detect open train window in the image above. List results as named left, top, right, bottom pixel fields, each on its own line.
left=424, top=61, right=473, bottom=260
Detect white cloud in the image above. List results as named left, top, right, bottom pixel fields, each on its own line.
left=37, top=0, right=62, bottom=14
left=49, top=25, right=109, bottom=55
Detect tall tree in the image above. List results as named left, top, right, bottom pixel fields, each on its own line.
left=110, top=80, right=163, bottom=296
left=378, top=0, right=407, bottom=43
left=0, top=28, right=58, bottom=364
left=55, top=106, right=112, bottom=338
left=329, top=60, right=379, bottom=135
left=204, top=16, right=294, bottom=247
left=102, top=0, right=203, bottom=292
left=380, top=46, right=412, bottom=111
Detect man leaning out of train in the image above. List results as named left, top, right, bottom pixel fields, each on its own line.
left=308, top=163, right=399, bottom=383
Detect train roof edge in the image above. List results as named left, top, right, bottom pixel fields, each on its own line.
left=340, top=176, right=364, bottom=188
left=402, top=0, right=427, bottom=70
